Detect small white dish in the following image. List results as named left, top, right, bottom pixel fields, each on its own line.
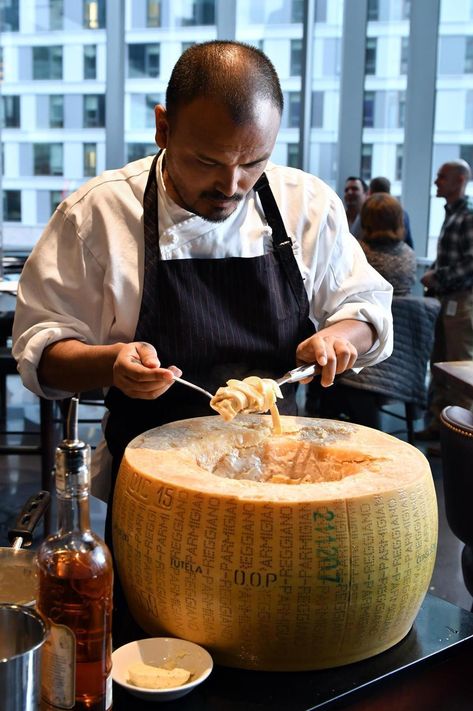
left=112, top=637, right=213, bottom=702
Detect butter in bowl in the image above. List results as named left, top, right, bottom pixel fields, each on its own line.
left=111, top=637, right=213, bottom=702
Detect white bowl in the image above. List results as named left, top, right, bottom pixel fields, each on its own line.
left=111, top=637, right=213, bottom=702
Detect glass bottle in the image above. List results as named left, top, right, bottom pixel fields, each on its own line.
left=37, top=397, right=113, bottom=710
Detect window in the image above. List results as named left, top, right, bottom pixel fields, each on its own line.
left=368, top=0, right=379, bottom=21
left=33, top=46, right=63, bottom=80
left=181, top=42, right=196, bottom=53
left=2, top=96, right=20, bottom=128
left=288, top=91, right=301, bottom=128
left=83, top=143, right=97, bottom=177
left=127, top=143, right=157, bottom=163
left=84, top=0, right=106, bottom=29
left=290, top=39, right=303, bottom=76
left=395, top=144, right=404, bottom=181
left=50, top=0, right=63, bottom=30
left=466, top=37, right=473, bottom=73
left=311, top=91, right=324, bottom=128
left=400, top=37, right=409, bottom=75
left=365, top=37, right=377, bottom=75
left=50, top=190, right=63, bottom=214
left=128, top=44, right=160, bottom=78
left=466, top=91, right=473, bottom=129
left=292, top=0, right=304, bottom=23
left=147, top=0, right=161, bottom=27
left=314, top=0, right=327, bottom=23
left=179, top=0, right=215, bottom=26
left=84, top=94, right=105, bottom=127
left=287, top=143, right=300, bottom=167
left=0, top=0, right=19, bottom=31
left=361, top=143, right=373, bottom=181
left=34, top=143, right=63, bottom=175
left=398, top=91, right=406, bottom=128
left=84, top=45, right=97, bottom=80
left=460, top=144, right=473, bottom=168
left=49, top=95, right=64, bottom=128
left=3, top=190, right=21, bottom=221
left=363, top=91, right=375, bottom=128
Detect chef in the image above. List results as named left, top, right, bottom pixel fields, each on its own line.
left=13, top=40, right=393, bottom=507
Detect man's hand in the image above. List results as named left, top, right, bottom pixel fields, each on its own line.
left=296, top=320, right=375, bottom=387
left=112, top=342, right=182, bottom=399
left=421, top=269, right=437, bottom=291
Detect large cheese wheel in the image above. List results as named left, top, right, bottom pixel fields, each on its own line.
left=112, top=415, right=437, bottom=671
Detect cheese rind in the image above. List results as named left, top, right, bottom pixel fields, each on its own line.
left=113, top=415, right=437, bottom=671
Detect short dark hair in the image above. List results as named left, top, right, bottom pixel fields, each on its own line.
left=165, top=40, right=284, bottom=125
left=345, top=176, right=368, bottom=193
left=369, top=176, right=391, bottom=193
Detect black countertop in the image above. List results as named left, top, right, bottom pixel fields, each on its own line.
left=112, top=593, right=473, bottom=710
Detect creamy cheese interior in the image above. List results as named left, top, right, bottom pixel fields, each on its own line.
left=210, top=376, right=283, bottom=433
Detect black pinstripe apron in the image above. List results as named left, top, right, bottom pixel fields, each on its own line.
left=105, top=153, right=314, bottom=471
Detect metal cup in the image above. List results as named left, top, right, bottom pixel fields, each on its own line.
left=0, top=604, right=47, bottom=711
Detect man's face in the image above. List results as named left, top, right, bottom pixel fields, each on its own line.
left=155, top=97, right=281, bottom=222
left=435, top=164, right=462, bottom=202
left=344, top=179, right=366, bottom=210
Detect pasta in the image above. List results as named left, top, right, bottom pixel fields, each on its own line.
left=210, top=376, right=283, bottom=433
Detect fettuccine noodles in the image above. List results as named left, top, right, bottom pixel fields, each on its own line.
left=210, top=376, right=283, bottom=433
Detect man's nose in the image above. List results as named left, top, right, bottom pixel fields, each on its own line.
left=215, top=166, right=240, bottom=196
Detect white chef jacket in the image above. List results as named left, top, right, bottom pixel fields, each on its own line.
left=13, top=152, right=393, bottom=400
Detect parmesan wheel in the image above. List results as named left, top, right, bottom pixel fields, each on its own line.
left=113, top=415, right=437, bottom=671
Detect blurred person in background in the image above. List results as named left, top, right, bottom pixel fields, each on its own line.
left=350, top=176, right=414, bottom=248
left=344, top=176, right=368, bottom=238
left=417, top=159, right=473, bottom=442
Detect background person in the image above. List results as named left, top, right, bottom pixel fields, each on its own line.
left=350, top=176, right=414, bottom=248
left=359, top=193, right=416, bottom=295
left=344, top=176, right=368, bottom=238
left=417, top=159, right=473, bottom=442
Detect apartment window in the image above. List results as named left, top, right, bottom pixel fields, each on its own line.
left=314, top=0, right=327, bottom=23
left=365, top=37, right=377, bottom=75
left=3, top=190, right=21, bottom=221
left=34, top=143, right=63, bottom=176
left=287, top=143, right=300, bottom=168
left=179, top=0, right=215, bottom=26
left=460, top=144, right=473, bottom=168
left=367, top=0, right=379, bottom=21
left=363, top=91, right=375, bottom=128
left=127, top=143, right=157, bottom=163
left=466, top=91, right=473, bottom=129
left=83, top=94, right=105, bottom=127
left=50, top=0, right=63, bottom=30
left=50, top=190, right=63, bottom=214
left=398, top=91, right=406, bottom=128
left=128, top=44, right=160, bottom=78
left=84, top=0, right=105, bottom=29
left=181, top=42, right=196, bottom=53
left=311, top=91, right=324, bottom=128
left=83, top=143, right=97, bottom=177
left=33, top=46, right=63, bottom=80
left=291, top=0, right=304, bottom=23
left=395, top=144, right=403, bottom=181
left=401, top=0, right=411, bottom=20
left=466, top=38, right=473, bottom=73
left=49, top=95, right=64, bottom=128
left=290, top=39, right=303, bottom=77
left=361, top=144, right=373, bottom=182
left=84, top=45, right=97, bottom=80
left=147, top=0, right=161, bottom=27
left=0, top=0, right=19, bottom=31
left=400, top=37, right=409, bottom=75
left=2, top=95, right=20, bottom=128
left=288, top=92, right=301, bottom=128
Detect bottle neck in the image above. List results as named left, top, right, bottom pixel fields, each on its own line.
left=56, top=488, right=91, bottom=534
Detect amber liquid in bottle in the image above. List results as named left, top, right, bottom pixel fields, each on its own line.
left=37, top=399, right=113, bottom=711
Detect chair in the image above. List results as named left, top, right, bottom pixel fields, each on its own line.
left=440, top=405, right=473, bottom=607
left=317, top=295, right=440, bottom=443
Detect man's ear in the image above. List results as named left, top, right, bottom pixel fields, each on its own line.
left=155, top=104, right=169, bottom=148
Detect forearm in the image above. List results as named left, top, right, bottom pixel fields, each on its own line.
left=38, top=339, right=125, bottom=393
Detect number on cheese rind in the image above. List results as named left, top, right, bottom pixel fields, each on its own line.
left=113, top=415, right=437, bottom=671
